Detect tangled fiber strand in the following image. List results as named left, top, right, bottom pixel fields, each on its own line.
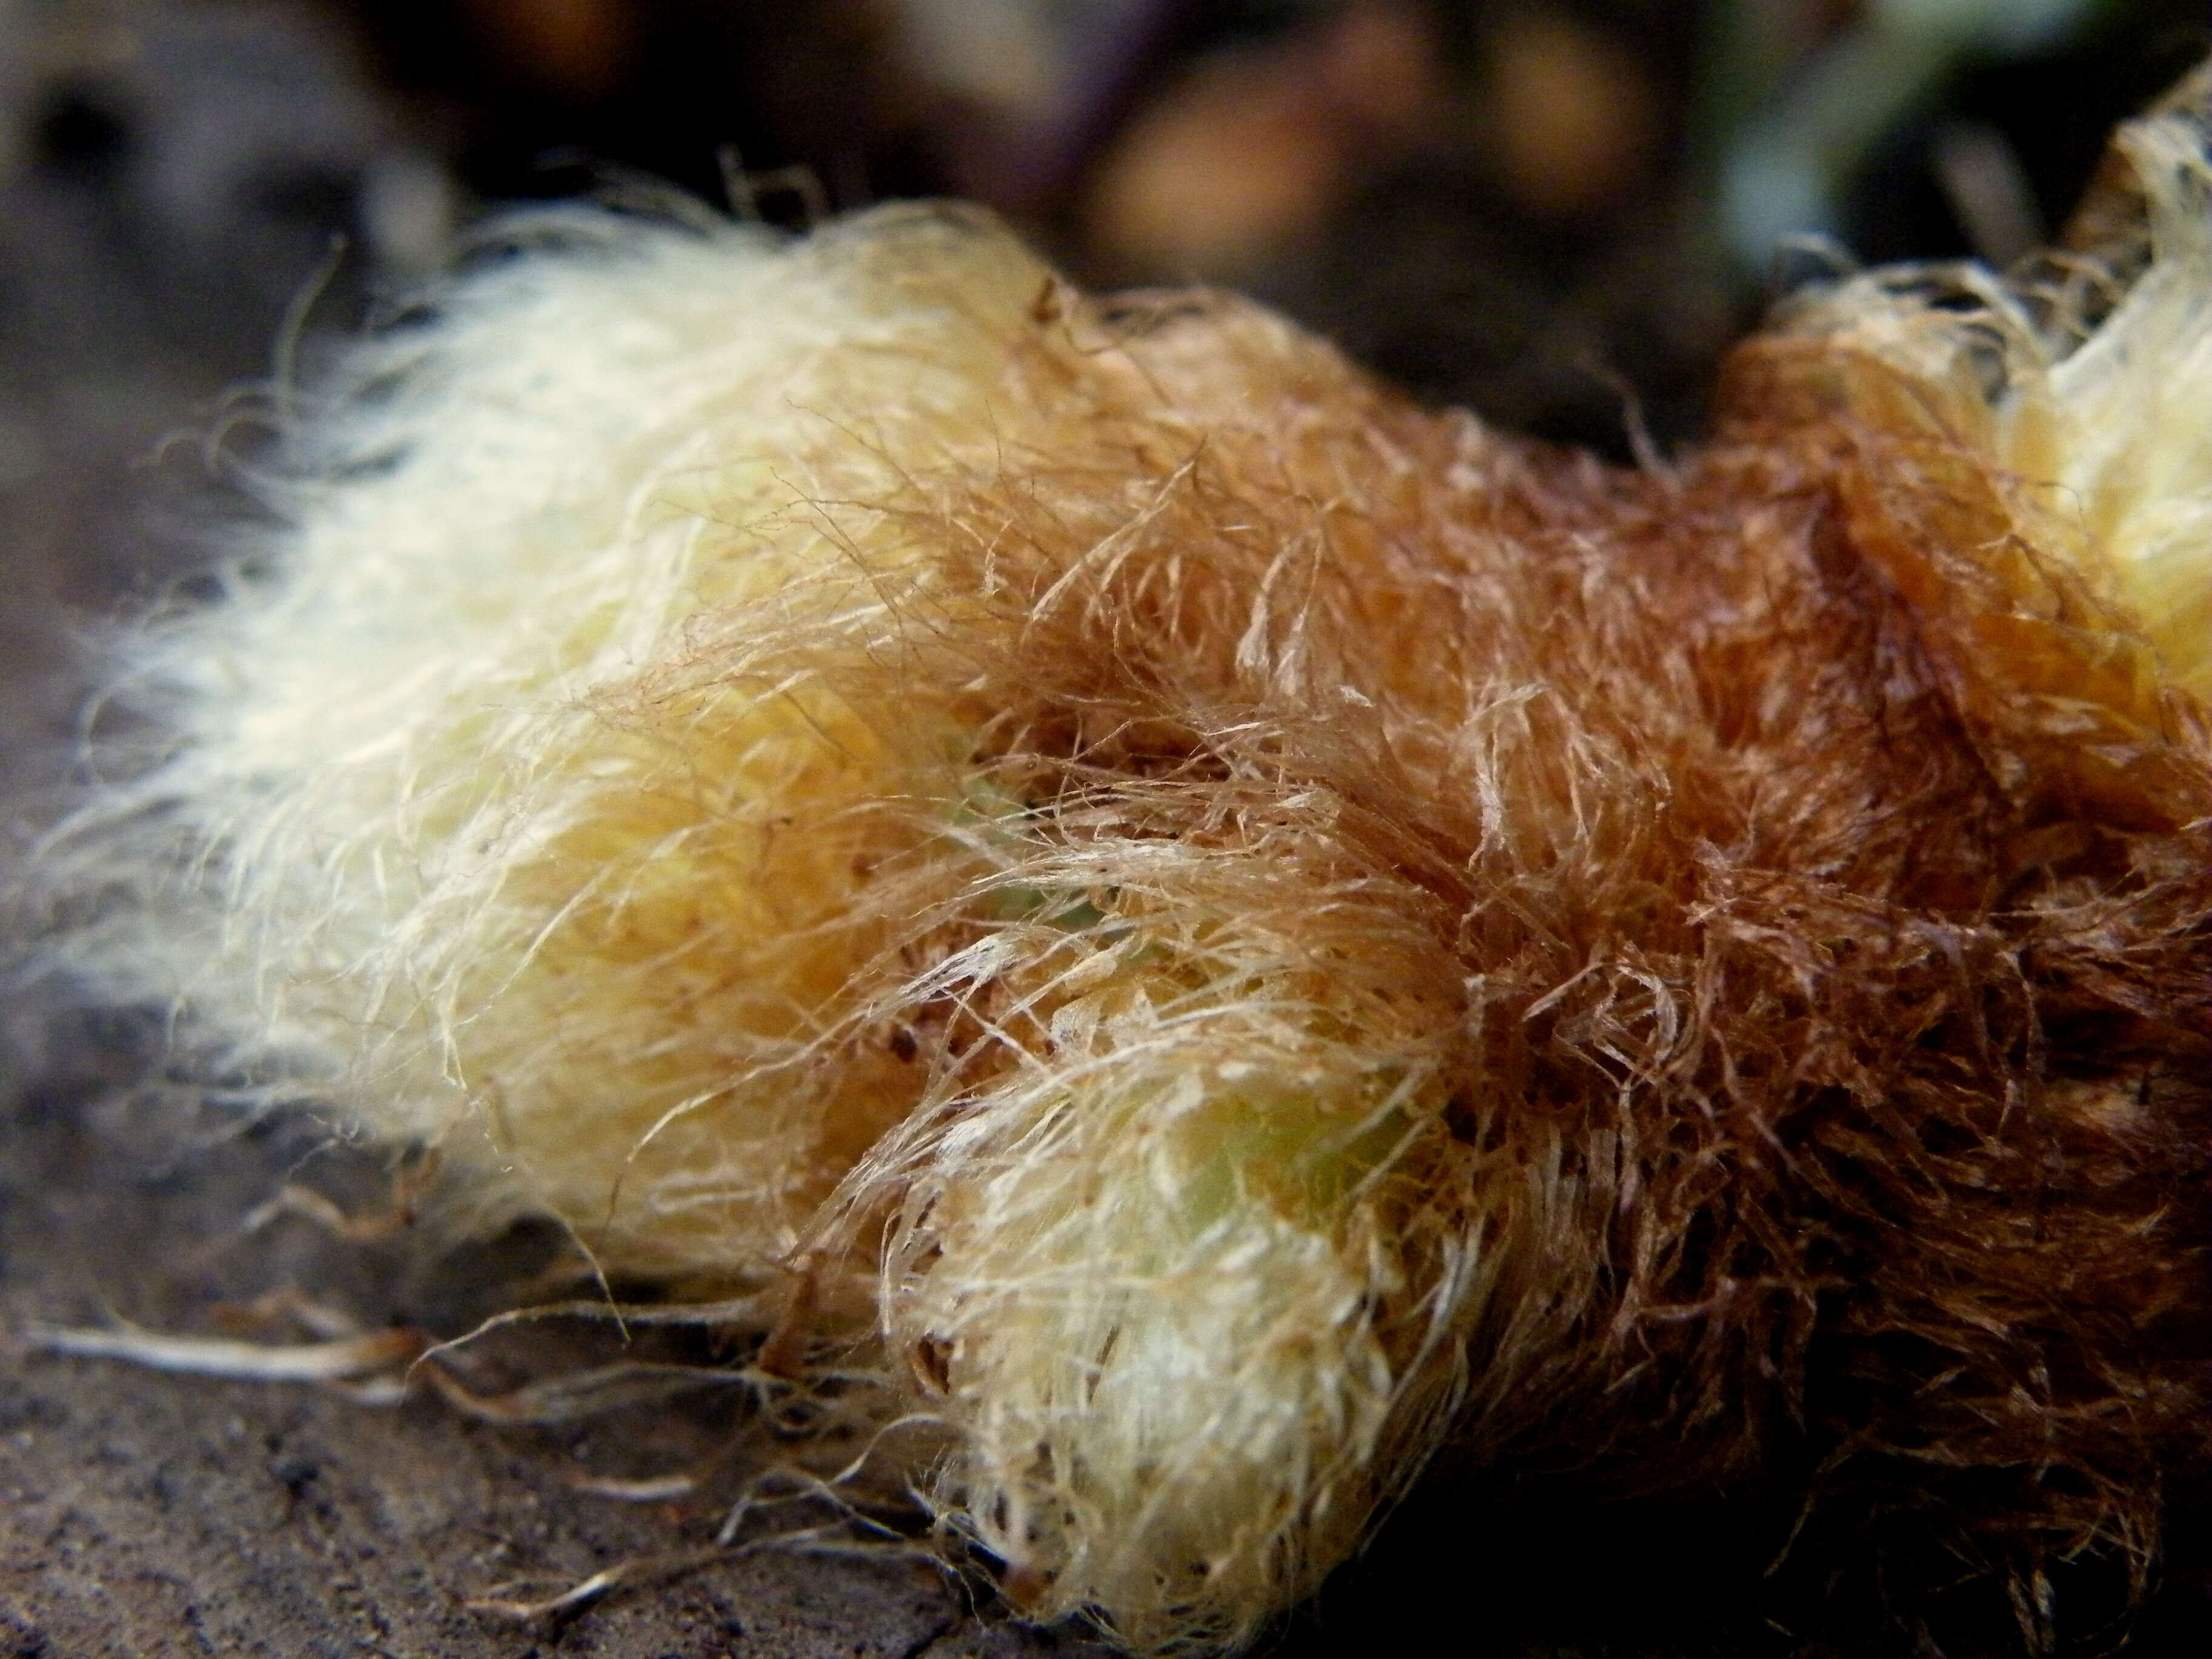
left=27, top=67, right=2212, bottom=1654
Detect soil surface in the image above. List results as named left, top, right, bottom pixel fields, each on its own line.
left=0, top=1013, right=1133, bottom=1659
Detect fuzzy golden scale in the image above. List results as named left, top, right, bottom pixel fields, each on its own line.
left=31, top=71, right=2212, bottom=1655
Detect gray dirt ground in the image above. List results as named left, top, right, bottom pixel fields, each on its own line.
left=0, top=1020, right=1126, bottom=1659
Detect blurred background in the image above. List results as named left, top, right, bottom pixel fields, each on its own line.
left=0, top=2, right=2205, bottom=746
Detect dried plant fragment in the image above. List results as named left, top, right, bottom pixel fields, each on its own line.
left=29, top=68, right=2212, bottom=1657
